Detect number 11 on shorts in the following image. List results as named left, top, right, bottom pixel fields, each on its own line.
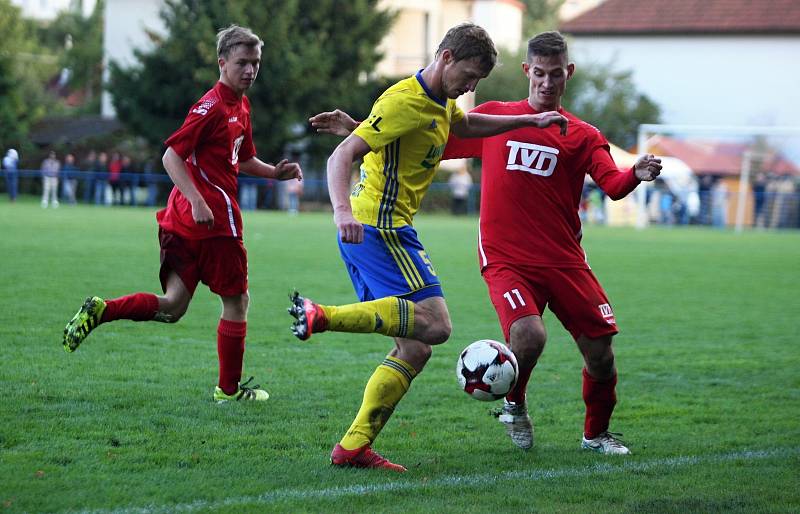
left=503, top=288, right=526, bottom=309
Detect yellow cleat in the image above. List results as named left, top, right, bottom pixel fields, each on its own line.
left=63, top=296, right=106, bottom=352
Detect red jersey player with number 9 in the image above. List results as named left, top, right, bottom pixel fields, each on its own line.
left=62, top=25, right=303, bottom=403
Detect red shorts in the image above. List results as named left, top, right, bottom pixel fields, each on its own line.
left=481, top=264, right=618, bottom=342
left=158, top=228, right=248, bottom=297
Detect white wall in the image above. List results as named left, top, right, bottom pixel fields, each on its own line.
left=570, top=35, right=800, bottom=127
left=101, top=0, right=165, bottom=117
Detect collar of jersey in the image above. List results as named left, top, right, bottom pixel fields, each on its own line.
left=215, top=81, right=243, bottom=105
left=415, top=70, right=446, bottom=108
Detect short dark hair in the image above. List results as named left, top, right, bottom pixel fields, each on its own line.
left=216, top=25, right=263, bottom=59
left=527, top=31, right=569, bottom=62
left=436, top=23, right=497, bottom=74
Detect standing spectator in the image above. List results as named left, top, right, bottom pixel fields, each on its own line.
left=61, top=153, right=79, bottom=204
left=711, top=178, right=728, bottom=228
left=752, top=172, right=767, bottom=228
left=120, top=155, right=135, bottom=205
left=94, top=151, right=109, bottom=205
left=698, top=175, right=714, bottom=225
left=2, top=148, right=19, bottom=202
left=286, top=175, right=303, bottom=214
left=62, top=24, right=302, bottom=403
left=108, top=152, right=123, bottom=205
left=81, top=150, right=97, bottom=203
left=448, top=168, right=472, bottom=215
left=40, top=150, right=61, bottom=208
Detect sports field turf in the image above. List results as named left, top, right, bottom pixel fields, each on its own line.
left=1, top=199, right=798, bottom=513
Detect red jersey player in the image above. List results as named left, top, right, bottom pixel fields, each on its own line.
left=443, top=31, right=661, bottom=454
left=309, top=31, right=661, bottom=454
left=62, top=25, right=303, bottom=403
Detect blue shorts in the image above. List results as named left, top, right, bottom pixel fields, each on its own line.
left=338, top=224, right=444, bottom=303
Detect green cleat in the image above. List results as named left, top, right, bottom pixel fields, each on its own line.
left=213, top=377, right=270, bottom=403
left=63, top=296, right=107, bottom=353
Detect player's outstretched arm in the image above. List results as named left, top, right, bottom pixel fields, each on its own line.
left=633, top=154, right=662, bottom=181
left=451, top=111, right=569, bottom=138
left=239, top=157, right=303, bottom=181
left=162, top=146, right=213, bottom=228
left=309, top=109, right=359, bottom=137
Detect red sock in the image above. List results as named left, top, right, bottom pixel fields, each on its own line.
left=217, top=319, right=246, bottom=395
left=506, top=366, right=532, bottom=405
left=582, top=367, right=617, bottom=439
left=100, top=293, right=159, bottom=322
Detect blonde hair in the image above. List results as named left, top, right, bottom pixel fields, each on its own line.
left=216, top=25, right=263, bottom=59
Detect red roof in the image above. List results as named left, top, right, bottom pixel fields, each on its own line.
left=560, top=0, right=800, bottom=34
left=647, top=135, right=800, bottom=176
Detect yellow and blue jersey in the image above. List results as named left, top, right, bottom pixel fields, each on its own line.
left=351, top=71, right=465, bottom=228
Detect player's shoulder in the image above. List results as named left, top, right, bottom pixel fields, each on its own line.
left=189, top=87, right=224, bottom=118
left=563, top=109, right=604, bottom=137
left=472, top=99, right=527, bottom=115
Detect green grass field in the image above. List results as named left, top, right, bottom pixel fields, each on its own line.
left=1, top=198, right=799, bottom=513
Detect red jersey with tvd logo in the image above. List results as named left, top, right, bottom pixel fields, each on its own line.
left=443, top=99, right=640, bottom=269
left=157, top=81, right=256, bottom=239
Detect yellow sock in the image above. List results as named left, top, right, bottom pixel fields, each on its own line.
left=340, top=357, right=417, bottom=450
left=321, top=297, right=415, bottom=338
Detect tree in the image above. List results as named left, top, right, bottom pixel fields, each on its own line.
left=108, top=0, right=393, bottom=164
left=0, top=0, right=59, bottom=151
left=43, top=0, right=105, bottom=112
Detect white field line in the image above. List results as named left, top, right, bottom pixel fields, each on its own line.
left=72, top=448, right=796, bottom=514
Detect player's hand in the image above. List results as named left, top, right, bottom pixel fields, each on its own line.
left=309, top=110, right=358, bottom=137
left=634, top=154, right=662, bottom=181
left=531, top=111, right=569, bottom=136
left=274, top=159, right=303, bottom=181
left=191, top=199, right=214, bottom=228
left=334, top=210, right=364, bottom=244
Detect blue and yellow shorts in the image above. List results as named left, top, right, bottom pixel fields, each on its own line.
left=338, top=224, right=444, bottom=303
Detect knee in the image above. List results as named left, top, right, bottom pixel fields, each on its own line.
left=509, top=320, right=546, bottom=357
left=157, top=302, right=187, bottom=323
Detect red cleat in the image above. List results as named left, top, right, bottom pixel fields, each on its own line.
left=330, top=443, right=407, bottom=472
left=288, top=291, right=329, bottom=341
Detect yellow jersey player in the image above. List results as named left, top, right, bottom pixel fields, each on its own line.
left=290, top=23, right=568, bottom=471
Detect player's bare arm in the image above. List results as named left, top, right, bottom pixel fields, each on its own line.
left=327, top=134, right=371, bottom=244
left=309, top=110, right=359, bottom=137
left=633, top=154, right=663, bottom=181
left=451, top=111, right=568, bottom=138
left=162, top=146, right=213, bottom=227
left=239, top=157, right=303, bottom=181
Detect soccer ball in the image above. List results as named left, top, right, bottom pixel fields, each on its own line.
left=456, top=339, right=518, bottom=401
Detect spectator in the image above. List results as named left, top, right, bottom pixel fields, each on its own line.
left=81, top=150, right=97, bottom=203
left=711, top=178, right=728, bottom=228
left=40, top=150, right=61, bottom=208
left=3, top=148, right=19, bottom=202
left=94, top=151, right=109, bottom=205
left=286, top=175, right=303, bottom=214
left=61, top=153, right=79, bottom=204
left=752, top=172, right=767, bottom=228
left=448, top=168, right=472, bottom=215
left=108, top=152, right=123, bottom=205
left=120, top=155, right=135, bottom=205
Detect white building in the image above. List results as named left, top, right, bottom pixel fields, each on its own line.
left=559, top=0, right=800, bottom=127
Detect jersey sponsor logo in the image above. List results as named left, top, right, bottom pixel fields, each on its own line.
left=599, top=303, right=615, bottom=324
left=420, top=143, right=445, bottom=169
left=231, top=135, right=244, bottom=166
left=506, top=140, right=559, bottom=177
left=228, top=116, right=238, bottom=123
left=191, top=98, right=216, bottom=116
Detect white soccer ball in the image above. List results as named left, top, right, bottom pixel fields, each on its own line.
left=456, top=339, right=518, bottom=401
